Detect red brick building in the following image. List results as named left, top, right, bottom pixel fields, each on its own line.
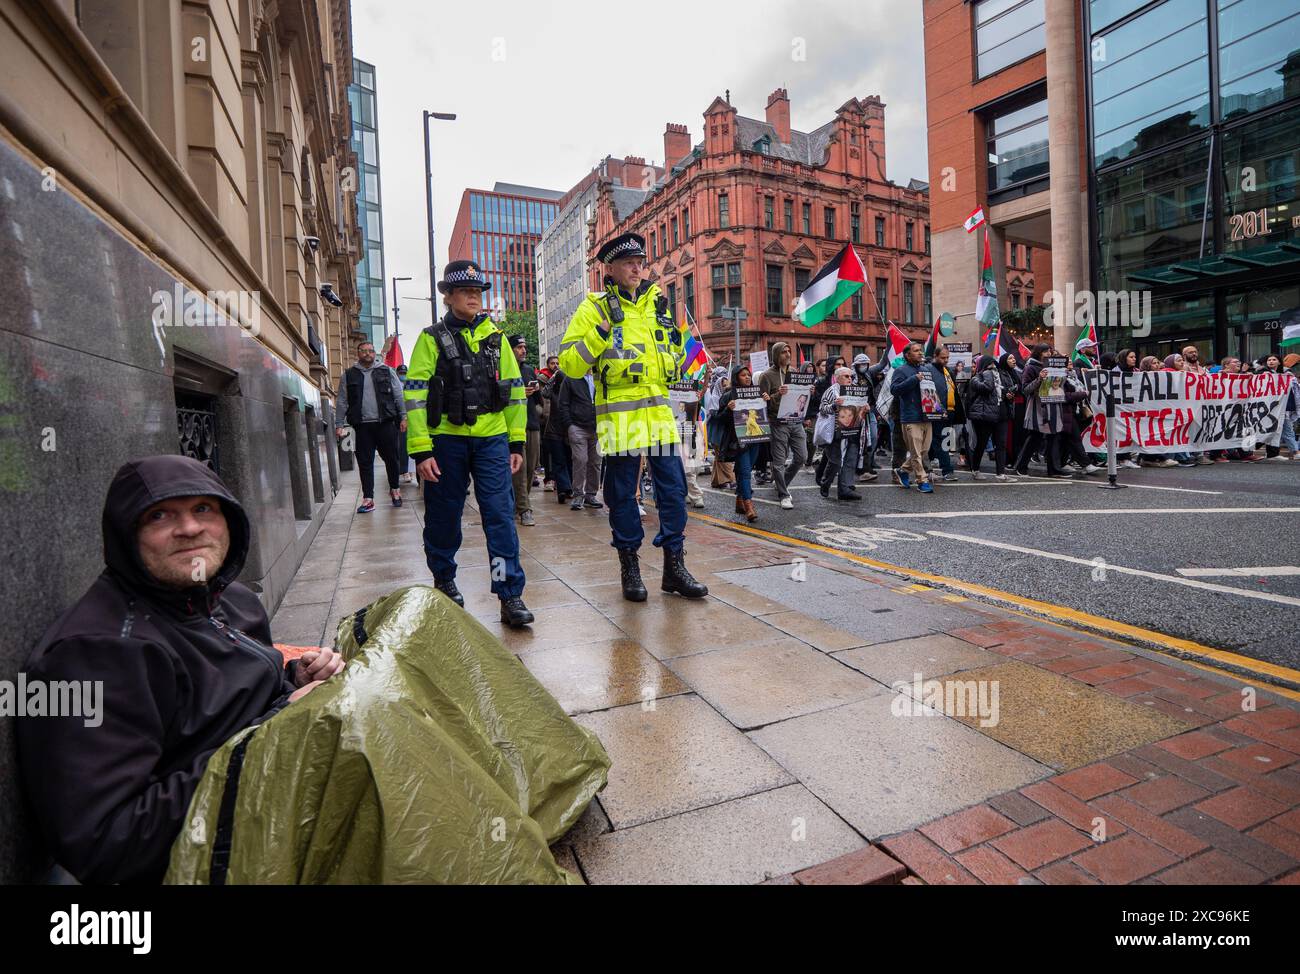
left=589, top=89, right=939, bottom=366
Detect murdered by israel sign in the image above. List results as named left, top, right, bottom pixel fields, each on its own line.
left=1083, top=369, right=1294, bottom=453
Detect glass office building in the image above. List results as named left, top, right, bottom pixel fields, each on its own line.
left=348, top=59, right=387, bottom=346
left=460, top=185, right=561, bottom=313
left=1088, top=0, right=1300, bottom=363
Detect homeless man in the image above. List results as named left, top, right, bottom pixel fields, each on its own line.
left=17, top=455, right=345, bottom=884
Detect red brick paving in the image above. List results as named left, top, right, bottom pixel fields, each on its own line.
left=786, top=618, right=1300, bottom=886
left=793, top=846, right=906, bottom=886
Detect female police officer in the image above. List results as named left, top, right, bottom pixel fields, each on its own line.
left=404, top=260, right=533, bottom=627
left=557, top=232, right=708, bottom=603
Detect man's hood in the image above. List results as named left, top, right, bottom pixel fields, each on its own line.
left=102, top=455, right=252, bottom=609
left=769, top=341, right=790, bottom=365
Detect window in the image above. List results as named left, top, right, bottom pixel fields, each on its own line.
left=875, top=216, right=886, bottom=246
left=764, top=195, right=775, bottom=229
left=903, top=281, right=915, bottom=324
left=718, top=192, right=730, bottom=228
left=851, top=207, right=861, bottom=243
left=661, top=223, right=667, bottom=252
left=684, top=273, right=695, bottom=321
left=712, top=262, right=742, bottom=313
left=1026, top=247, right=1032, bottom=270
left=671, top=215, right=679, bottom=246
left=826, top=344, right=842, bottom=362
left=906, top=222, right=914, bottom=250
left=798, top=343, right=815, bottom=367
left=924, top=225, right=931, bottom=254
left=784, top=199, right=793, bottom=232
left=976, top=0, right=1046, bottom=78
left=650, top=230, right=657, bottom=259
left=923, top=283, right=932, bottom=322
left=1221, top=103, right=1300, bottom=251
left=667, top=281, right=678, bottom=319
left=1218, top=0, right=1300, bottom=118
left=853, top=346, right=867, bottom=360
left=876, top=278, right=888, bottom=319
left=794, top=267, right=810, bottom=298
left=824, top=206, right=836, bottom=238
left=766, top=264, right=784, bottom=314
left=802, top=202, right=812, bottom=234
left=851, top=293, right=864, bottom=319
left=987, top=92, right=1049, bottom=191
left=1012, top=292, right=1022, bottom=309
left=1091, top=0, right=1210, bottom=167
left=683, top=206, right=691, bottom=238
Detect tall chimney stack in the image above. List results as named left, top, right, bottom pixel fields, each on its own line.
left=766, top=88, right=791, bottom=143
left=664, top=123, right=691, bottom=168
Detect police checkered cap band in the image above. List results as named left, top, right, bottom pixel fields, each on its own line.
left=603, top=239, right=643, bottom=261
left=446, top=267, right=482, bottom=283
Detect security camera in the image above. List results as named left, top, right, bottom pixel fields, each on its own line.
left=319, top=283, right=343, bottom=308
left=303, top=235, right=320, bottom=254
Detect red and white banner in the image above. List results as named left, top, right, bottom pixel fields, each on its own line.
left=1083, top=370, right=1294, bottom=453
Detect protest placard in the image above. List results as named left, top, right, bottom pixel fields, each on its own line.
left=748, top=350, right=769, bottom=376
left=776, top=373, right=815, bottom=421
left=834, top=383, right=873, bottom=432
left=1083, top=369, right=1294, bottom=453
left=1041, top=356, right=1068, bottom=403
left=945, top=342, right=973, bottom=371
left=732, top=386, right=771, bottom=445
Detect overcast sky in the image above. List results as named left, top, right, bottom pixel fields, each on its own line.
left=351, top=0, right=928, bottom=361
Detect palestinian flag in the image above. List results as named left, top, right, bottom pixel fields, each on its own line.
left=885, top=323, right=911, bottom=366
left=795, top=244, right=866, bottom=327
left=1073, top=317, right=1098, bottom=364
left=922, top=315, right=944, bottom=359
left=382, top=334, right=404, bottom=370
left=1281, top=307, right=1300, bottom=348
left=975, top=231, right=1001, bottom=342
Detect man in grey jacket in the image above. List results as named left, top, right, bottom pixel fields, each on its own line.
left=335, top=340, right=407, bottom=513
left=757, top=341, right=807, bottom=509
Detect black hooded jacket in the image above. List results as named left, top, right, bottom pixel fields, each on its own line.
left=18, top=455, right=297, bottom=884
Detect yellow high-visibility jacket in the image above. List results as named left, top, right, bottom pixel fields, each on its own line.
left=403, top=313, right=526, bottom=460
left=557, top=283, right=689, bottom=454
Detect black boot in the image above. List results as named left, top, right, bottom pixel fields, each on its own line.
left=618, top=549, right=648, bottom=602
left=499, top=596, right=534, bottom=628
left=662, top=547, right=708, bottom=599
left=434, top=577, right=464, bottom=607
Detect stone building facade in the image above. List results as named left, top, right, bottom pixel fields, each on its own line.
left=589, top=89, right=937, bottom=366
left=0, top=0, right=361, bottom=881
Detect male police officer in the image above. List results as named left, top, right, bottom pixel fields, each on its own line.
left=557, top=232, right=708, bottom=602
left=405, top=260, right=534, bottom=627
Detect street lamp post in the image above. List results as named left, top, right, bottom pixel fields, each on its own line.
left=722, top=305, right=748, bottom=367
left=391, top=275, right=412, bottom=342
left=422, top=110, right=457, bottom=307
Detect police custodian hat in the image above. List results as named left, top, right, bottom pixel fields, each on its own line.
left=437, top=259, right=492, bottom=294
left=596, top=232, right=647, bottom=264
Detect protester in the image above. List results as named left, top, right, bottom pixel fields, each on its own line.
left=1014, top=343, right=1068, bottom=478
left=818, top=365, right=863, bottom=500
left=705, top=367, right=736, bottom=488
left=1058, top=359, right=1101, bottom=475
left=509, top=334, right=544, bottom=526
left=852, top=353, right=880, bottom=482
left=890, top=342, right=937, bottom=493
left=557, top=369, right=602, bottom=511
left=927, top=346, right=961, bottom=482
left=335, top=340, right=407, bottom=513
left=758, top=341, right=808, bottom=509
left=540, top=364, right=573, bottom=503
left=966, top=353, right=1018, bottom=481
left=18, top=456, right=345, bottom=884
left=717, top=364, right=766, bottom=521
left=677, top=382, right=706, bottom=508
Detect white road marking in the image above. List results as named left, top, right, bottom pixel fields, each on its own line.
left=927, top=531, right=1300, bottom=608
left=876, top=507, right=1300, bottom=519
left=1177, top=566, right=1300, bottom=578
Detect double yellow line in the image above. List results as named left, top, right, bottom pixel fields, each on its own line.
left=688, top=510, right=1300, bottom=701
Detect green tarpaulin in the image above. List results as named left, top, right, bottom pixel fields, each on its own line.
left=165, top=585, right=609, bottom=884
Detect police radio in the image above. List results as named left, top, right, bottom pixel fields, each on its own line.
left=603, top=286, right=625, bottom=325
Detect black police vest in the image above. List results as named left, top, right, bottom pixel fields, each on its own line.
left=424, top=317, right=510, bottom=428
left=344, top=365, right=399, bottom=427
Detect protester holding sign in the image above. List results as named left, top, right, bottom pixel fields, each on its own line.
left=718, top=365, right=769, bottom=522
left=966, top=353, right=1018, bottom=480
left=1015, top=344, right=1069, bottom=478
left=1057, top=360, right=1101, bottom=475
left=889, top=343, right=937, bottom=493
left=926, top=347, right=960, bottom=481
left=817, top=366, right=865, bottom=500
left=758, top=342, right=810, bottom=510
left=852, top=353, right=880, bottom=482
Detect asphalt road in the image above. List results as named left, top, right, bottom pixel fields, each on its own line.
left=685, top=455, right=1300, bottom=671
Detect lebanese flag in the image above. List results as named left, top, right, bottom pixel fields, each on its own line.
left=975, top=231, right=1001, bottom=341
left=964, top=207, right=986, bottom=233
left=382, top=334, right=404, bottom=370
left=795, top=244, right=866, bottom=327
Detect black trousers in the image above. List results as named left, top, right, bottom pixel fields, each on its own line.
left=968, top=419, right=1007, bottom=475
left=1015, top=430, right=1062, bottom=474
left=1058, top=429, right=1091, bottom=469
left=355, top=420, right=401, bottom=497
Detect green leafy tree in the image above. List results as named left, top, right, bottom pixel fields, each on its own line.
left=499, top=310, right=539, bottom=365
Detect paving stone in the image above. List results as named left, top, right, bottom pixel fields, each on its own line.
left=1212, top=743, right=1297, bottom=776
left=1090, top=794, right=1210, bottom=859
left=1021, top=781, right=1125, bottom=836
left=912, top=660, right=1192, bottom=772
left=1034, top=860, right=1101, bottom=885
left=877, top=832, right=980, bottom=885
left=1072, top=833, right=1178, bottom=884
left=519, top=638, right=689, bottom=715
left=1120, top=776, right=1210, bottom=815
left=269, top=600, right=332, bottom=647
left=574, top=694, right=794, bottom=829
left=918, top=804, right=1017, bottom=853
left=1155, top=730, right=1234, bottom=761
left=1131, top=744, right=1238, bottom=792
left=1051, top=763, right=1139, bottom=801
left=1165, top=808, right=1298, bottom=879
left=954, top=845, right=1029, bottom=885
left=665, top=638, right=883, bottom=729
left=991, top=819, right=1094, bottom=871
left=749, top=695, right=1050, bottom=839
left=1193, top=787, right=1287, bottom=831
left=1248, top=821, right=1300, bottom=861
left=573, top=784, right=864, bottom=885
left=605, top=599, right=793, bottom=661
left=831, top=633, right=1002, bottom=687
left=794, top=845, right=907, bottom=885
left=1154, top=850, right=1266, bottom=885
left=988, top=790, right=1053, bottom=826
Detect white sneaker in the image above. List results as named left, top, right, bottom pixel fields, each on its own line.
left=1084, top=464, right=1101, bottom=474
left=971, top=470, right=983, bottom=480
left=690, top=497, right=705, bottom=508
left=995, top=473, right=1018, bottom=482
left=943, top=472, right=960, bottom=482
left=780, top=496, right=794, bottom=510
left=1120, top=460, right=1140, bottom=469
left=1159, top=459, right=1179, bottom=467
